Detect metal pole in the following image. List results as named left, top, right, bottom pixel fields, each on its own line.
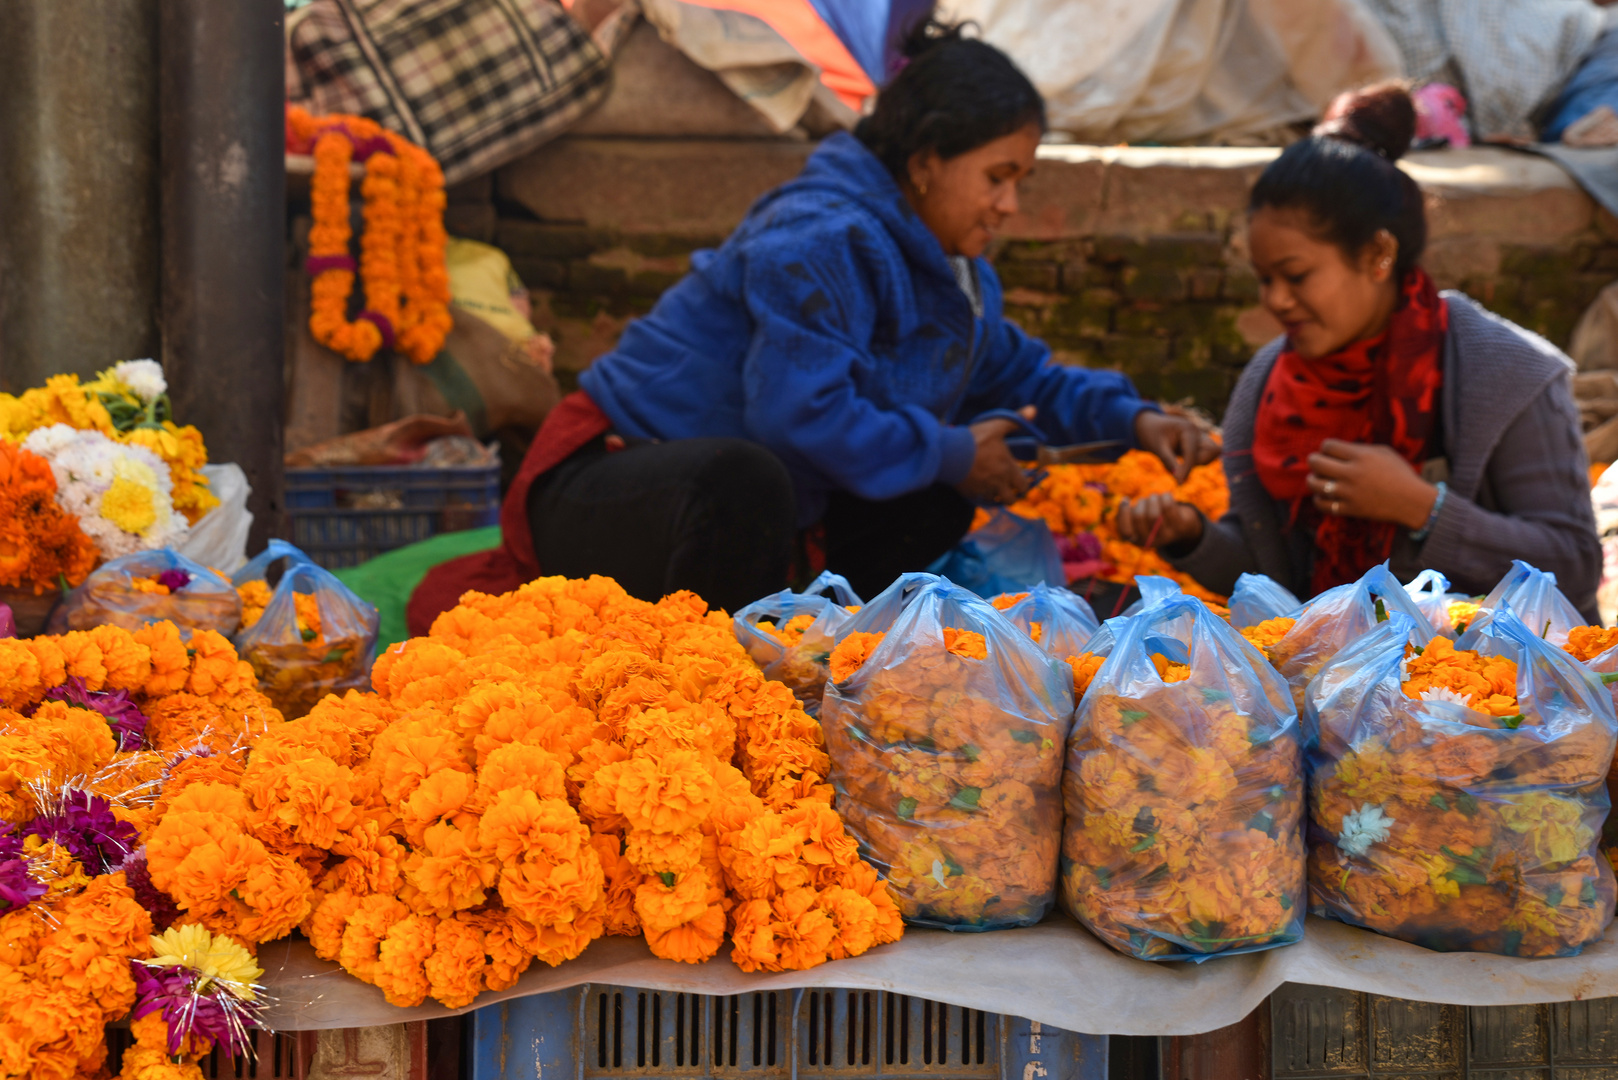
left=158, top=0, right=286, bottom=552
left=0, top=0, right=161, bottom=391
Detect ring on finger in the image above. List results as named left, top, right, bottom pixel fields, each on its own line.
left=1322, top=479, right=1337, bottom=497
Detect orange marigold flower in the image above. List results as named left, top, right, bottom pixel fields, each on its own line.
left=588, top=749, right=717, bottom=835
left=1565, top=625, right=1618, bottom=663
left=1240, top=617, right=1296, bottom=657
left=942, top=627, right=987, bottom=660
left=828, top=632, right=885, bottom=682
left=1066, top=653, right=1104, bottom=698
left=1402, top=636, right=1521, bottom=719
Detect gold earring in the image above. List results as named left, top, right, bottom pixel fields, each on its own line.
left=918, top=181, right=928, bottom=197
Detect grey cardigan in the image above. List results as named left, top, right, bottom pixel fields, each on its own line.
left=1170, top=292, right=1602, bottom=622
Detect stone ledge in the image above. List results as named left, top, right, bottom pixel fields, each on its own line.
left=496, top=138, right=1606, bottom=247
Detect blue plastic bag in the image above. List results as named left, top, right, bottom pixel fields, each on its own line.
left=1256, top=563, right=1430, bottom=711
left=1458, top=560, right=1584, bottom=648
left=46, top=548, right=241, bottom=639
left=1228, top=573, right=1303, bottom=629
left=733, top=571, right=864, bottom=715
left=1119, top=575, right=1187, bottom=618
left=992, top=583, right=1100, bottom=659
left=821, top=577, right=1072, bottom=930
left=1403, top=569, right=1469, bottom=639
left=232, top=540, right=379, bottom=719
left=1305, top=608, right=1617, bottom=956
left=927, top=508, right=1065, bottom=599
left=1061, top=594, right=1304, bottom=961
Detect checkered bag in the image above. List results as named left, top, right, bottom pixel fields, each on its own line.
left=288, top=0, right=611, bottom=186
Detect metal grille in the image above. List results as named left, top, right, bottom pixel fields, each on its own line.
left=1272, top=984, right=1618, bottom=1080
left=104, top=1027, right=307, bottom=1079
left=578, top=986, right=1000, bottom=1080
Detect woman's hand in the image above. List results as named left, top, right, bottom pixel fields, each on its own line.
left=956, top=407, right=1035, bottom=505
left=1134, top=409, right=1219, bottom=483
left=1307, top=439, right=1438, bottom=530
left=1115, top=492, right=1204, bottom=549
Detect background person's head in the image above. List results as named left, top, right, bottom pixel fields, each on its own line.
left=855, top=20, right=1045, bottom=259
left=1247, top=82, right=1427, bottom=358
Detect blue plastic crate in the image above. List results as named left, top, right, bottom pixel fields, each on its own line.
left=470, top=985, right=1106, bottom=1080
left=285, top=462, right=501, bottom=569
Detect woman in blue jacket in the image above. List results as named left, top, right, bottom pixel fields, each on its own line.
left=416, top=22, right=1209, bottom=621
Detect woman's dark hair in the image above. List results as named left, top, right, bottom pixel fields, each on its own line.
left=855, top=19, right=1046, bottom=182
left=1249, top=81, right=1427, bottom=279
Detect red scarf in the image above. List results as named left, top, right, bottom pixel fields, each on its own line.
left=1251, top=269, right=1447, bottom=595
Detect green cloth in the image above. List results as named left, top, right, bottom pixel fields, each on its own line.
left=332, top=526, right=501, bottom=651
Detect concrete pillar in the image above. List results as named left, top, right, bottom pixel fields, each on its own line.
left=0, top=0, right=161, bottom=392
left=158, top=0, right=287, bottom=550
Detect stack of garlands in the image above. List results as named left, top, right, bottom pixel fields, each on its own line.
left=978, top=450, right=1228, bottom=604
left=822, top=624, right=1067, bottom=929
left=0, top=439, right=97, bottom=596
left=1060, top=617, right=1304, bottom=960
left=0, top=621, right=283, bottom=1079
left=227, top=574, right=900, bottom=1010
left=0, top=360, right=217, bottom=556
left=287, top=106, right=452, bottom=364
left=1310, top=629, right=1616, bottom=957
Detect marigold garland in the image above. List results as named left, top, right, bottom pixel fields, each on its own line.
left=288, top=106, right=453, bottom=365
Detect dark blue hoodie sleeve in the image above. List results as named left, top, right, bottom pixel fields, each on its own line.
left=738, top=237, right=978, bottom=501
left=959, top=266, right=1154, bottom=445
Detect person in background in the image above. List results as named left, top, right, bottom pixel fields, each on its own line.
left=411, top=20, right=1210, bottom=625
left=1116, top=83, right=1602, bottom=620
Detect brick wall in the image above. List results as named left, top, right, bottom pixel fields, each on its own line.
left=467, top=140, right=1618, bottom=417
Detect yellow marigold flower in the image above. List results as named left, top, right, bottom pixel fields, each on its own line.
left=148, top=923, right=263, bottom=1000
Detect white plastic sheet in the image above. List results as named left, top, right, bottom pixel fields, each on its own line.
left=938, top=0, right=1401, bottom=145
left=260, top=914, right=1618, bottom=1034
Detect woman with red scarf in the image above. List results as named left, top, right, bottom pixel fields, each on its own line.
left=1117, top=84, right=1600, bottom=618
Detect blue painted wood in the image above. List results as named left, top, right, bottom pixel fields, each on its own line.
left=472, top=986, right=584, bottom=1080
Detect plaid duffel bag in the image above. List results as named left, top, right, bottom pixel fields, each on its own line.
left=288, top=0, right=612, bottom=186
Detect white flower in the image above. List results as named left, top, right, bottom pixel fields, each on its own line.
left=20, top=426, right=186, bottom=559
left=22, top=422, right=81, bottom=461
left=112, top=359, right=166, bottom=404
left=1338, top=803, right=1395, bottom=857
left=1419, top=685, right=1473, bottom=708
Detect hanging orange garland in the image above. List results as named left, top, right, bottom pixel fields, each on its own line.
left=287, top=106, right=453, bottom=364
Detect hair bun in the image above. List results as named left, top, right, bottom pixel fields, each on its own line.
left=1313, top=81, right=1416, bottom=161
left=899, top=16, right=969, bottom=61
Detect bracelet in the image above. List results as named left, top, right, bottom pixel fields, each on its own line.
left=1410, top=481, right=1447, bottom=543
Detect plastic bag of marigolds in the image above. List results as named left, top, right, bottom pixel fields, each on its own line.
left=734, top=571, right=863, bottom=716
left=1060, top=592, right=1306, bottom=960
left=46, top=547, right=242, bottom=638
left=990, top=582, right=1100, bottom=658
left=821, top=576, right=1072, bottom=930
left=231, top=540, right=378, bottom=719
left=1240, top=562, right=1429, bottom=712
left=1305, top=607, right=1618, bottom=956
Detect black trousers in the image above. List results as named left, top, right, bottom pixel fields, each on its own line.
left=527, top=437, right=975, bottom=610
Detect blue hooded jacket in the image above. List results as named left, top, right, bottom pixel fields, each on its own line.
left=580, top=132, right=1152, bottom=524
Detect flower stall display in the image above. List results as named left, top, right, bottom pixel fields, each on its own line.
left=286, top=106, right=453, bottom=365
left=822, top=577, right=1072, bottom=930
left=1060, top=594, right=1305, bottom=960
left=231, top=541, right=378, bottom=721
left=1306, top=611, right=1618, bottom=957
left=990, top=582, right=1100, bottom=658
left=46, top=549, right=242, bottom=639
left=734, top=571, right=863, bottom=716
left=21, top=425, right=192, bottom=562
left=0, top=620, right=283, bottom=1079
left=0, top=438, right=97, bottom=598
left=0, top=359, right=218, bottom=537
left=987, top=450, right=1229, bottom=604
